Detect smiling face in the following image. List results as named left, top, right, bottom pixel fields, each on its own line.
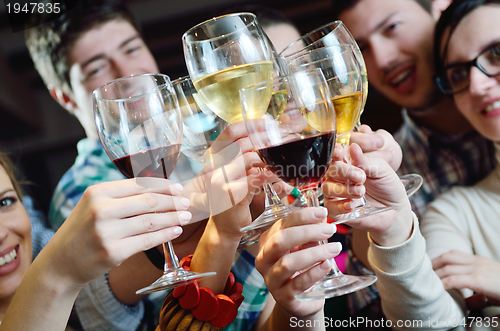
left=444, top=4, right=500, bottom=142
left=339, top=0, right=441, bottom=110
left=0, top=164, right=31, bottom=314
left=68, top=19, right=159, bottom=138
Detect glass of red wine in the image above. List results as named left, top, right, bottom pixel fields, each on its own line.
left=93, top=73, right=216, bottom=295
left=240, top=68, right=377, bottom=300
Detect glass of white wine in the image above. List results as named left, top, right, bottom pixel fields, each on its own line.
left=182, top=12, right=298, bottom=242
left=289, top=45, right=396, bottom=222
left=282, top=22, right=423, bottom=203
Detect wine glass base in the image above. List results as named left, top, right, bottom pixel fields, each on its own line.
left=136, top=270, right=217, bottom=295
left=333, top=205, right=397, bottom=225
left=400, top=174, right=423, bottom=198
left=240, top=204, right=299, bottom=232
left=295, top=274, right=377, bottom=301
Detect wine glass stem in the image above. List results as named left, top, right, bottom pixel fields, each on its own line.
left=263, top=183, right=283, bottom=207
left=163, top=241, right=181, bottom=272
left=303, top=188, right=344, bottom=277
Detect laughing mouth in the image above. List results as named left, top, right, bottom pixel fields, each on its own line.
left=0, top=248, right=17, bottom=267
left=484, top=100, right=500, bottom=114
left=389, top=67, right=414, bottom=87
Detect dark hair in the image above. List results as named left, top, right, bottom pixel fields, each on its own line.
left=434, top=0, right=500, bottom=78
left=25, top=0, right=137, bottom=94
left=331, top=0, right=433, bottom=20
left=0, top=152, right=24, bottom=201
left=221, top=3, right=297, bottom=30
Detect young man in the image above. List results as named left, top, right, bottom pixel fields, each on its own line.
left=329, top=0, right=496, bottom=320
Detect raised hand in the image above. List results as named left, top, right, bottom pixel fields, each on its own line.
left=42, top=178, right=191, bottom=287
left=322, top=143, right=412, bottom=247
left=256, top=207, right=341, bottom=317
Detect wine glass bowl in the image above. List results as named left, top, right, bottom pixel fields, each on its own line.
left=183, top=12, right=275, bottom=124
left=93, top=73, right=216, bottom=295
left=172, top=75, right=228, bottom=163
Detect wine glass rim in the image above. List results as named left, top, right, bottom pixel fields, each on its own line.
left=239, top=67, right=325, bottom=94
left=93, top=73, right=171, bottom=102
left=287, top=44, right=355, bottom=64
left=279, top=20, right=346, bottom=59
left=182, top=12, right=258, bottom=44
left=172, top=75, right=191, bottom=85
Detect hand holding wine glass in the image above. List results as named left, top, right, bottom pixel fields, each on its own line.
left=240, top=68, right=377, bottom=300
left=288, top=45, right=396, bottom=223
left=93, top=73, right=216, bottom=295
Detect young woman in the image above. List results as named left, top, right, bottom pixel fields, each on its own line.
left=429, top=0, right=500, bottom=308
left=317, top=1, right=500, bottom=328
left=0, top=151, right=190, bottom=330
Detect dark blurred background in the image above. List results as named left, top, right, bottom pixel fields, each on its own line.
left=0, top=0, right=401, bottom=214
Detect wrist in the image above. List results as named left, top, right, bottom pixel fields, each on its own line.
left=369, top=201, right=413, bottom=247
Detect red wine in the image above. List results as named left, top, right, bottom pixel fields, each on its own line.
left=113, top=144, right=181, bottom=179
left=257, top=132, right=335, bottom=188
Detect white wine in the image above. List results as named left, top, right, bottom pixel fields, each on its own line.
left=361, top=72, right=368, bottom=115
left=269, top=89, right=288, bottom=119
left=300, top=91, right=363, bottom=135
left=193, top=61, right=274, bottom=124
left=333, top=91, right=363, bottom=134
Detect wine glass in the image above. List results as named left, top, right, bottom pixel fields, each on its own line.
left=240, top=68, right=377, bottom=300
left=182, top=12, right=297, bottom=239
left=288, top=45, right=396, bottom=222
left=282, top=22, right=423, bottom=204
left=93, top=73, right=216, bottom=295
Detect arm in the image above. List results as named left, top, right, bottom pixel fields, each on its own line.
left=0, top=178, right=190, bottom=331
left=322, top=144, right=463, bottom=330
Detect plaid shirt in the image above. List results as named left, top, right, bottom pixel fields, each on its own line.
left=49, top=138, right=267, bottom=331
left=342, top=109, right=496, bottom=315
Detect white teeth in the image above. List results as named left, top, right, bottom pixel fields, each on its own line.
left=391, top=69, right=412, bottom=86
left=0, top=249, right=17, bottom=267
left=485, top=101, right=500, bottom=113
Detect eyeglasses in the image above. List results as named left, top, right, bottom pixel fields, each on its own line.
left=435, top=42, right=500, bottom=95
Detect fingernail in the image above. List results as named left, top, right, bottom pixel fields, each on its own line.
left=375, top=136, right=383, bottom=148
left=327, top=242, right=342, bottom=253
left=343, top=201, right=352, bottom=210
left=172, top=226, right=183, bottom=235
left=171, top=183, right=183, bottom=194
left=179, top=211, right=192, bottom=223
left=314, top=207, right=328, bottom=218
left=181, top=198, right=191, bottom=208
left=321, top=223, right=336, bottom=235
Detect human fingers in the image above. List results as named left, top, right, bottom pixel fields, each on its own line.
left=432, top=250, right=474, bottom=270
left=100, top=192, right=192, bottom=220
left=102, top=225, right=185, bottom=268
left=278, top=207, right=329, bottom=229
left=258, top=244, right=340, bottom=301
left=324, top=160, right=366, bottom=185
left=106, top=210, right=192, bottom=239
left=258, top=219, right=335, bottom=271
left=91, top=178, right=184, bottom=199
left=350, top=129, right=384, bottom=154
left=324, top=197, right=355, bottom=217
